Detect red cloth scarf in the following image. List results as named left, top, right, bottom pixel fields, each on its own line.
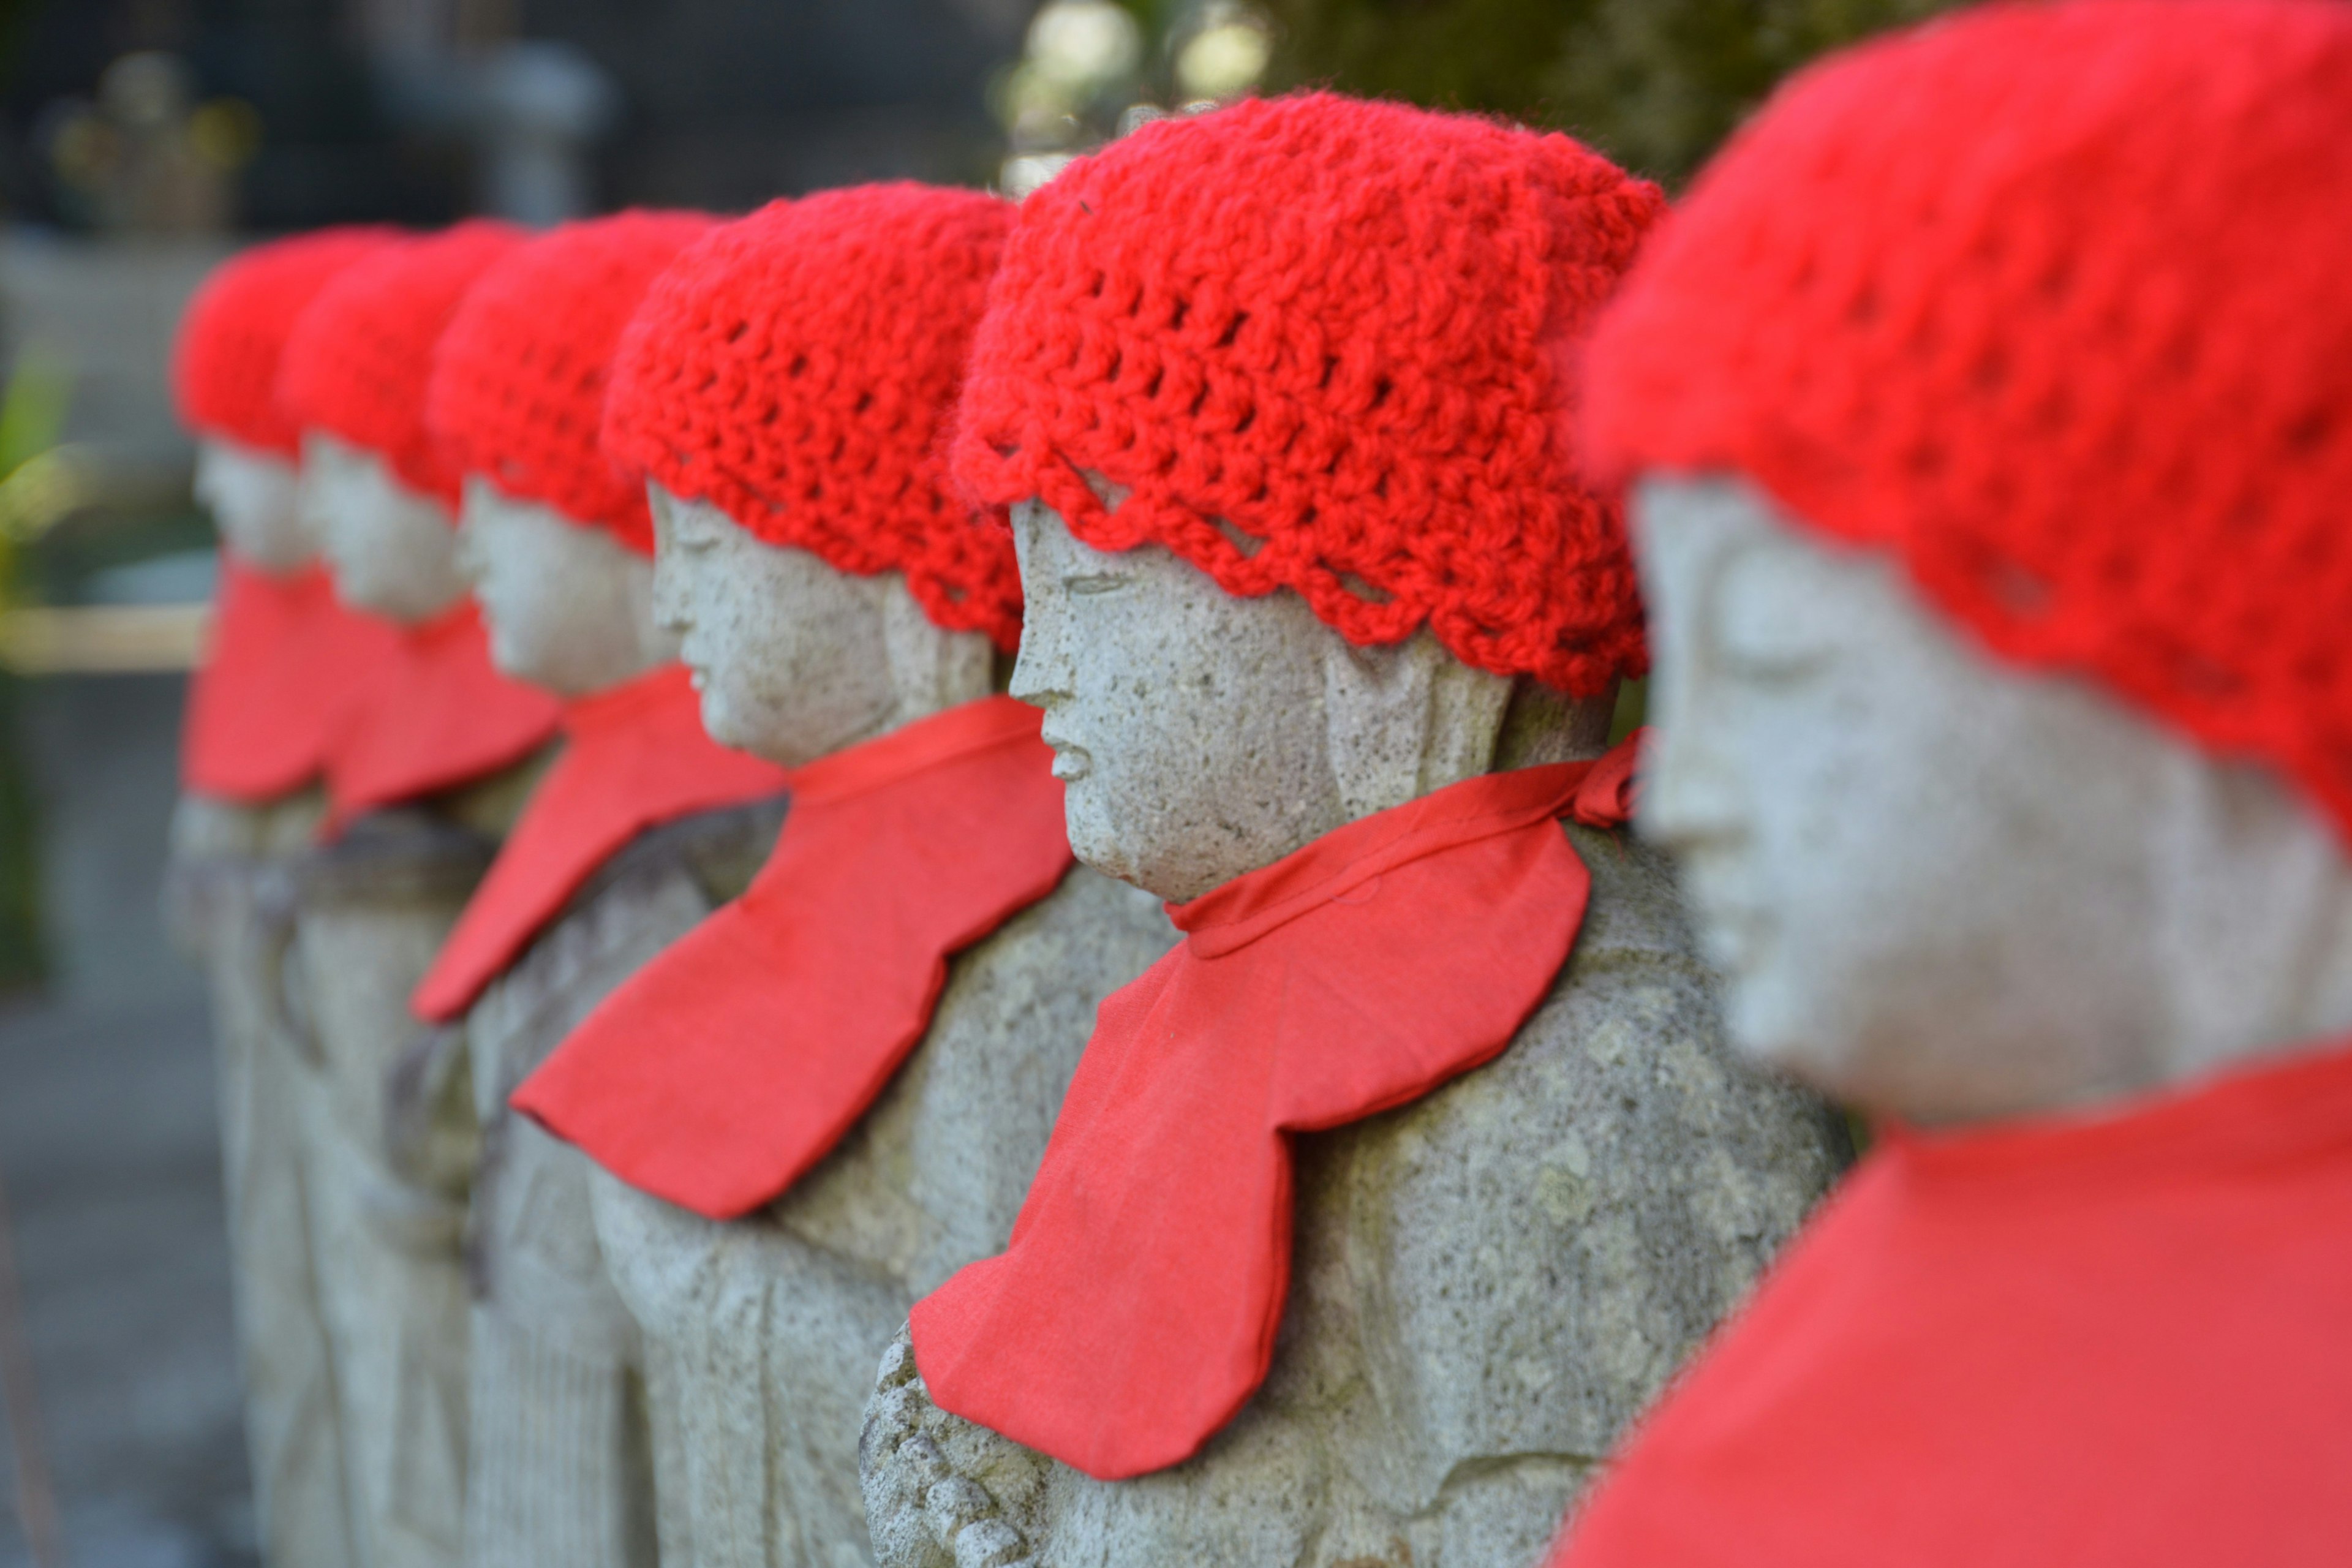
left=322, top=600, right=562, bottom=835
left=181, top=554, right=399, bottom=802
left=1548, top=1038, right=2352, bottom=1568
left=910, top=743, right=1641, bottom=1480
left=513, top=695, right=1071, bottom=1218
left=409, top=664, right=790, bottom=1023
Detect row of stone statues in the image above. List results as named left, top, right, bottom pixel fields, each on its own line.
left=162, top=4, right=2352, bottom=1566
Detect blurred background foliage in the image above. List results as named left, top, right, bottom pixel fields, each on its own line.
left=1256, top=0, right=1964, bottom=185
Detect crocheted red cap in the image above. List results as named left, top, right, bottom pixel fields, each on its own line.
left=426, top=211, right=711, bottom=553
left=276, top=222, right=525, bottom=509
left=1583, top=0, right=2352, bottom=845
left=605, top=185, right=1021, bottom=648
left=952, top=92, right=1665, bottom=695
left=173, top=228, right=399, bottom=459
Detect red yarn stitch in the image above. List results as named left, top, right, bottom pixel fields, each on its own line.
left=173, top=228, right=399, bottom=458
left=951, top=92, right=1664, bottom=695
left=426, top=211, right=710, bottom=553
left=605, top=185, right=1022, bottom=649
left=277, top=222, right=524, bottom=508
left=1582, top=0, right=2352, bottom=843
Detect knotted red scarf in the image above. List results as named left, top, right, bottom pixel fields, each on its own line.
left=409, top=663, right=790, bottom=1023
left=910, top=742, right=1641, bottom=1480
left=181, top=554, right=399, bottom=801
left=513, top=695, right=1071, bottom=1218
left=322, top=600, right=562, bottom=835
left=1547, top=1038, right=2352, bottom=1568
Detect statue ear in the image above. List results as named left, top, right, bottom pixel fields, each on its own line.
left=880, top=574, right=995, bottom=720
left=1320, top=628, right=1511, bottom=820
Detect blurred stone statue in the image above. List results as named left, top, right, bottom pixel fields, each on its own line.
left=506, top=189, right=1176, bottom=1568
left=408, top=216, right=787, bottom=1568
left=1540, top=6, right=2352, bottom=1564
left=270, top=227, right=566, bottom=1568
left=166, top=232, right=404, bottom=1568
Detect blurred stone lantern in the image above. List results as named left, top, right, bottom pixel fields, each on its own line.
left=45, top=51, right=258, bottom=235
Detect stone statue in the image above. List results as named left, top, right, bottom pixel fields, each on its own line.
left=287, top=435, right=551, bottom=1568
left=1532, top=7, right=2352, bottom=1562
left=438, top=477, right=786, bottom=1568
left=554, top=484, right=1175, bottom=1568
left=859, top=499, right=1846, bottom=1568
left=168, top=432, right=359, bottom=1568
left=850, top=94, right=1849, bottom=1568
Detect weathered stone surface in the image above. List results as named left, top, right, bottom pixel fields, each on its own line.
left=592, top=865, right=1177, bottom=1568
left=861, top=826, right=1846, bottom=1568
left=458, top=800, right=780, bottom=1568
left=286, top=799, right=502, bottom=1568
left=166, top=788, right=357, bottom=1568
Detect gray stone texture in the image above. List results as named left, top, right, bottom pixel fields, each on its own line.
left=282, top=772, right=534, bottom=1568
left=458, top=799, right=783, bottom=1568
left=860, top=826, right=1847, bottom=1568
left=592, top=864, right=1176, bottom=1568
left=166, top=790, right=357, bottom=1568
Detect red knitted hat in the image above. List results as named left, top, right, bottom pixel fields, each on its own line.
left=426, top=211, right=711, bottom=553
left=277, top=222, right=525, bottom=509
left=605, top=185, right=1021, bottom=648
left=1582, top=0, right=2352, bottom=843
left=951, top=92, right=1665, bottom=696
left=173, top=228, right=399, bottom=458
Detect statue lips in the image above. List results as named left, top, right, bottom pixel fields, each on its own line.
left=1038, top=722, right=1093, bottom=782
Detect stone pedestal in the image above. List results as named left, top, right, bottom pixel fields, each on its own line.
left=167, top=791, right=357, bottom=1568
left=591, top=866, right=1177, bottom=1568
left=459, top=801, right=782, bottom=1568
left=861, top=827, right=1849, bottom=1568
left=287, top=801, right=505, bottom=1568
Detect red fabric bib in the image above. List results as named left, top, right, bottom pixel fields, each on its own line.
left=512, top=695, right=1071, bottom=1219
left=409, top=664, right=790, bottom=1024
left=909, top=744, right=1641, bottom=1480
left=1548, top=1039, right=2352, bottom=1568
left=322, top=600, right=562, bottom=835
left=181, top=554, right=400, bottom=802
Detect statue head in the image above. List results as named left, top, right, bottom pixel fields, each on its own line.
left=194, top=438, right=312, bottom=572
left=173, top=227, right=396, bottom=569
left=277, top=222, right=527, bottom=625
left=953, top=95, right=1660, bottom=900
left=459, top=480, right=672, bottom=698
left=299, top=430, right=467, bottom=622
left=423, top=215, right=713, bottom=696
left=1579, top=0, right=2352, bottom=1124
left=604, top=186, right=1018, bottom=767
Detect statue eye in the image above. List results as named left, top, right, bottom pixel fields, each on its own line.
left=1707, top=539, right=1842, bottom=678
left=1063, top=573, right=1129, bottom=597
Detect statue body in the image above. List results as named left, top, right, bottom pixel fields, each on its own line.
left=170, top=437, right=356, bottom=1568
left=579, top=491, right=1175, bottom=1568
left=858, top=504, right=1848, bottom=1568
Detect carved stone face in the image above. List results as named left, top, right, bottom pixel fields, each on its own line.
left=647, top=484, right=899, bottom=767
left=301, top=431, right=468, bottom=624
left=1009, top=500, right=1347, bottom=902
left=1635, top=475, right=2352, bottom=1124
left=195, top=439, right=312, bottom=573
left=1007, top=497, right=1590, bottom=905
left=457, top=478, right=675, bottom=698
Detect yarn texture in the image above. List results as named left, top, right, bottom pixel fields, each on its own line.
left=952, top=92, right=1664, bottom=695
left=426, top=211, right=710, bottom=552
left=1582, top=0, right=2352, bottom=842
left=277, top=222, right=524, bottom=508
left=173, top=228, right=398, bottom=458
left=605, top=184, right=1021, bottom=649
